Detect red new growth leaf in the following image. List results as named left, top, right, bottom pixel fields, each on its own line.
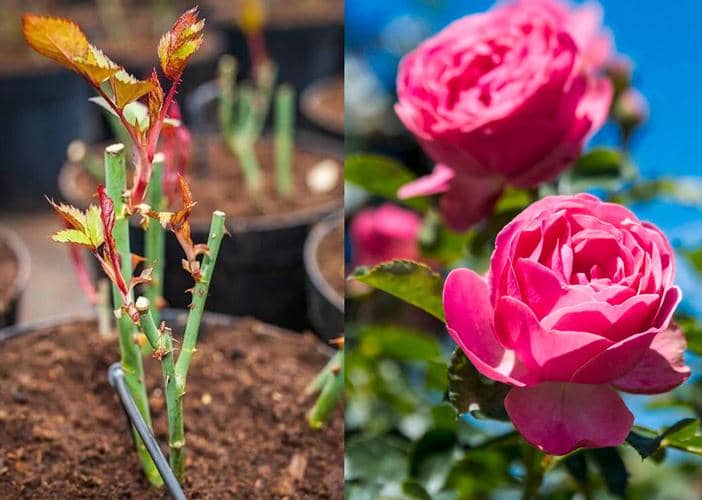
left=96, top=185, right=129, bottom=300
left=162, top=101, right=192, bottom=206
left=157, top=7, right=205, bottom=81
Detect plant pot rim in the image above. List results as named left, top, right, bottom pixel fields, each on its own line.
left=304, top=213, right=344, bottom=313
left=0, top=224, right=31, bottom=315
left=0, top=309, right=335, bottom=356
left=301, top=75, right=343, bottom=136
left=59, top=138, right=343, bottom=234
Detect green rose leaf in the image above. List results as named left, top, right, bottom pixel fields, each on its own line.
left=345, top=154, right=429, bottom=211
left=447, top=348, right=510, bottom=421
left=626, top=418, right=700, bottom=459
left=350, top=260, right=445, bottom=321
left=573, top=147, right=625, bottom=179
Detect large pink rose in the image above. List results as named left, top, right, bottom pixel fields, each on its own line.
left=444, top=194, right=689, bottom=455
left=395, top=1, right=613, bottom=230
left=350, top=203, right=422, bottom=267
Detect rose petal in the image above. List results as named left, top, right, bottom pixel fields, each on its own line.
left=495, top=296, right=611, bottom=381
left=614, top=325, right=691, bottom=394
left=443, top=269, right=532, bottom=386
left=505, top=382, right=633, bottom=456
left=398, top=164, right=455, bottom=199
left=570, top=327, right=658, bottom=384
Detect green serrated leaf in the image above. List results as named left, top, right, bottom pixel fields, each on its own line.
left=123, top=101, right=149, bottom=129
left=345, top=154, right=429, bottom=211
left=446, top=348, right=510, bottom=421
left=626, top=418, right=700, bottom=459
left=350, top=260, right=444, bottom=321
left=52, top=228, right=92, bottom=246
left=85, top=205, right=104, bottom=247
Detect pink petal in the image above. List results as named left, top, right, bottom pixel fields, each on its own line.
left=513, top=258, right=564, bottom=319
left=614, top=325, right=691, bottom=394
left=540, top=294, right=660, bottom=342
left=495, top=296, right=611, bottom=381
left=443, top=269, right=532, bottom=386
left=570, top=327, right=658, bottom=384
left=505, top=383, right=633, bottom=456
left=397, top=164, right=455, bottom=199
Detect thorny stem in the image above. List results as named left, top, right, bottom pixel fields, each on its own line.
left=522, top=445, right=544, bottom=500
left=171, top=211, right=226, bottom=480
left=307, top=351, right=344, bottom=429
left=135, top=297, right=181, bottom=483
left=145, top=154, right=166, bottom=323
left=105, top=144, right=163, bottom=487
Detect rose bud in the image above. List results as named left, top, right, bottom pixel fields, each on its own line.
left=350, top=203, right=422, bottom=267
left=444, top=194, right=689, bottom=455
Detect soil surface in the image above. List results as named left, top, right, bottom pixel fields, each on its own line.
left=65, top=135, right=343, bottom=224
left=303, top=77, right=344, bottom=135
left=0, top=239, right=19, bottom=315
left=317, top=221, right=344, bottom=298
left=0, top=316, right=343, bottom=498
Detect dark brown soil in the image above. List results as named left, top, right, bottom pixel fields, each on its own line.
left=317, top=222, right=344, bottom=298
left=0, top=316, right=343, bottom=498
left=0, top=240, right=19, bottom=314
left=205, top=0, right=344, bottom=27
left=303, top=77, right=344, bottom=134
left=65, top=135, right=343, bottom=224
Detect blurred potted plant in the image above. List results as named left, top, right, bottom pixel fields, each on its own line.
left=205, top=0, right=343, bottom=91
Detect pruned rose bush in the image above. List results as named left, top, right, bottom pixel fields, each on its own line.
left=443, top=194, right=689, bottom=454
left=395, top=0, right=613, bottom=230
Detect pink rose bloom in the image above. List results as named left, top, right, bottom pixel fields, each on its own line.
left=396, top=1, right=613, bottom=230
left=351, top=203, right=422, bottom=267
left=444, top=194, right=689, bottom=455
left=511, top=0, right=613, bottom=72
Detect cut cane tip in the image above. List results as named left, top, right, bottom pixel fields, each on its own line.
left=105, top=143, right=126, bottom=154
left=135, top=296, right=150, bottom=313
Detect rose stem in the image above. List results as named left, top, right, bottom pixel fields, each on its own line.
left=170, top=211, right=226, bottom=480
left=307, top=351, right=344, bottom=429
left=304, top=350, right=340, bottom=395
left=274, top=84, right=295, bottom=198
left=521, top=445, right=545, bottom=500
left=145, top=153, right=166, bottom=324
left=135, top=296, right=180, bottom=482
left=105, top=144, right=163, bottom=487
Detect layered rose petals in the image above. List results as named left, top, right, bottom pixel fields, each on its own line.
left=444, top=194, right=689, bottom=455
left=395, top=0, right=613, bottom=230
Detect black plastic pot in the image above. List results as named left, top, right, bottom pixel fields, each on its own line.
left=300, top=76, right=344, bottom=137
left=0, top=225, right=31, bottom=329
left=0, top=69, right=96, bottom=211
left=304, top=214, right=344, bottom=341
left=159, top=197, right=341, bottom=331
